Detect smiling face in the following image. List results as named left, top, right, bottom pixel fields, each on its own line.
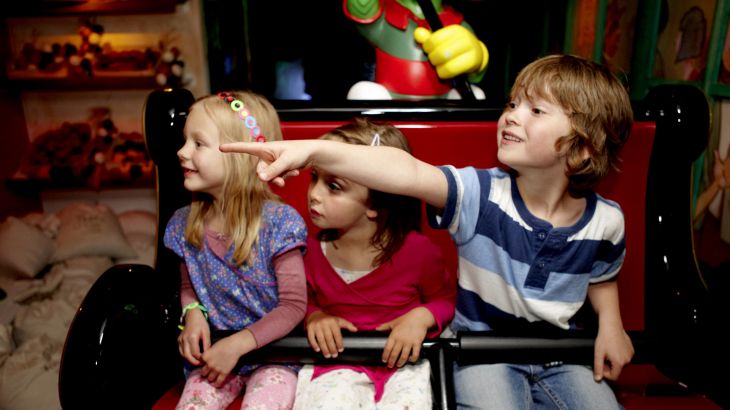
left=307, top=167, right=377, bottom=234
left=496, top=91, right=573, bottom=176
left=177, top=106, right=227, bottom=200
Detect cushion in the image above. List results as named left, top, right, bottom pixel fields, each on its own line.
left=0, top=334, right=62, bottom=410
left=117, top=210, right=157, bottom=237
left=51, top=203, right=137, bottom=263
left=116, top=231, right=156, bottom=267
left=20, top=212, right=60, bottom=239
left=0, top=217, right=55, bottom=279
left=0, top=323, right=12, bottom=368
left=13, top=297, right=77, bottom=347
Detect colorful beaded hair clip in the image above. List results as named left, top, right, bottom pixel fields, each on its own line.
left=217, top=92, right=266, bottom=142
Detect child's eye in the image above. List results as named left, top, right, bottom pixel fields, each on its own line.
left=505, top=101, right=516, bottom=110
left=531, top=107, right=545, bottom=115
left=310, top=170, right=319, bottom=182
left=328, top=182, right=342, bottom=191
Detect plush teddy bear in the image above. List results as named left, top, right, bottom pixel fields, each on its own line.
left=102, top=132, right=154, bottom=183
left=19, top=122, right=93, bottom=185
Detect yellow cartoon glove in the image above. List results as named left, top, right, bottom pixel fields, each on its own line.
left=414, top=24, right=489, bottom=80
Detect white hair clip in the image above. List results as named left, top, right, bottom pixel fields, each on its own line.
left=370, top=133, right=381, bottom=146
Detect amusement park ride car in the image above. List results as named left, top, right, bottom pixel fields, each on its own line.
left=59, top=84, right=726, bottom=409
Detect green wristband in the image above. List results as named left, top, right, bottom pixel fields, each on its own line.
left=178, top=302, right=208, bottom=330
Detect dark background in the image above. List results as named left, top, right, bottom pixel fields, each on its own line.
left=204, top=0, right=568, bottom=106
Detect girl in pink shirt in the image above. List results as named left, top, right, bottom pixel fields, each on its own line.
left=292, top=118, right=456, bottom=410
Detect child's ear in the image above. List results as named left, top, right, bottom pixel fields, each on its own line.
left=366, top=209, right=378, bottom=219
left=580, top=146, right=591, bottom=161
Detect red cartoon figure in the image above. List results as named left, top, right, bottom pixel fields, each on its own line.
left=344, top=0, right=488, bottom=100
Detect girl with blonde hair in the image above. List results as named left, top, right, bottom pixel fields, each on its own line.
left=164, top=91, right=307, bottom=409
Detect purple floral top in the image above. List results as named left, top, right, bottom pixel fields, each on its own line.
left=164, top=201, right=306, bottom=374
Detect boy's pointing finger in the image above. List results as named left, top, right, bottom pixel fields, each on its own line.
left=219, top=141, right=272, bottom=159
left=220, top=141, right=294, bottom=183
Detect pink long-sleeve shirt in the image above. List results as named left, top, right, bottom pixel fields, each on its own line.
left=304, top=232, right=456, bottom=400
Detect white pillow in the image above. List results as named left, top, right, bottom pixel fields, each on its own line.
left=117, top=209, right=157, bottom=237
left=13, top=297, right=77, bottom=347
left=51, top=203, right=137, bottom=263
left=0, top=334, right=62, bottom=410
left=0, top=323, right=13, bottom=368
left=0, top=217, right=55, bottom=279
left=116, top=231, right=156, bottom=267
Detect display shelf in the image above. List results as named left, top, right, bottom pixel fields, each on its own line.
left=5, top=176, right=154, bottom=195
left=7, top=69, right=159, bottom=91
left=4, top=0, right=178, bottom=17
left=0, top=0, right=208, bottom=224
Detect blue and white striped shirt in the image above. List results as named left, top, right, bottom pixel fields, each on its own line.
left=428, top=166, right=625, bottom=331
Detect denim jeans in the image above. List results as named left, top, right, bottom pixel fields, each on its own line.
left=454, top=363, right=621, bottom=410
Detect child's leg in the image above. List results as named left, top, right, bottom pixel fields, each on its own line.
left=533, top=364, right=620, bottom=410
left=292, top=366, right=314, bottom=409
left=240, top=365, right=297, bottom=410
left=453, top=363, right=621, bottom=410
left=453, top=363, right=531, bottom=409
left=292, top=366, right=375, bottom=410
left=378, top=360, right=433, bottom=410
left=176, top=368, right=246, bottom=410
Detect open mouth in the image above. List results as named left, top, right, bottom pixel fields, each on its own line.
left=309, top=208, right=322, bottom=218
left=501, top=131, right=523, bottom=143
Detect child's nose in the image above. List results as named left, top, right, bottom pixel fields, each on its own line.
left=504, top=109, right=520, bottom=125
left=177, top=145, right=189, bottom=161
left=309, top=182, right=324, bottom=202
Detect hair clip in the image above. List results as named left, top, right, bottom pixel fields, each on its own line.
left=217, top=92, right=266, bottom=142
left=370, top=133, right=381, bottom=147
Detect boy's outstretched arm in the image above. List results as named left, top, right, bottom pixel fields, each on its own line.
left=588, top=281, right=634, bottom=382
left=220, top=139, right=449, bottom=208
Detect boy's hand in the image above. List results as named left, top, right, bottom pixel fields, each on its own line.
left=177, top=308, right=210, bottom=366
left=306, top=311, right=358, bottom=358
left=376, top=307, right=434, bottom=368
left=200, top=329, right=256, bottom=388
left=220, top=140, right=311, bottom=187
left=594, top=325, right=634, bottom=381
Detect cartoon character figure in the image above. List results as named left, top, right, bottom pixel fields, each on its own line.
left=344, top=0, right=488, bottom=100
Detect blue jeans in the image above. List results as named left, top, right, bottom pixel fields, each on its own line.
left=454, top=363, right=621, bottom=410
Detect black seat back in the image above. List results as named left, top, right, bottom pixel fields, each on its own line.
left=59, top=89, right=195, bottom=409
left=143, top=88, right=195, bottom=289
